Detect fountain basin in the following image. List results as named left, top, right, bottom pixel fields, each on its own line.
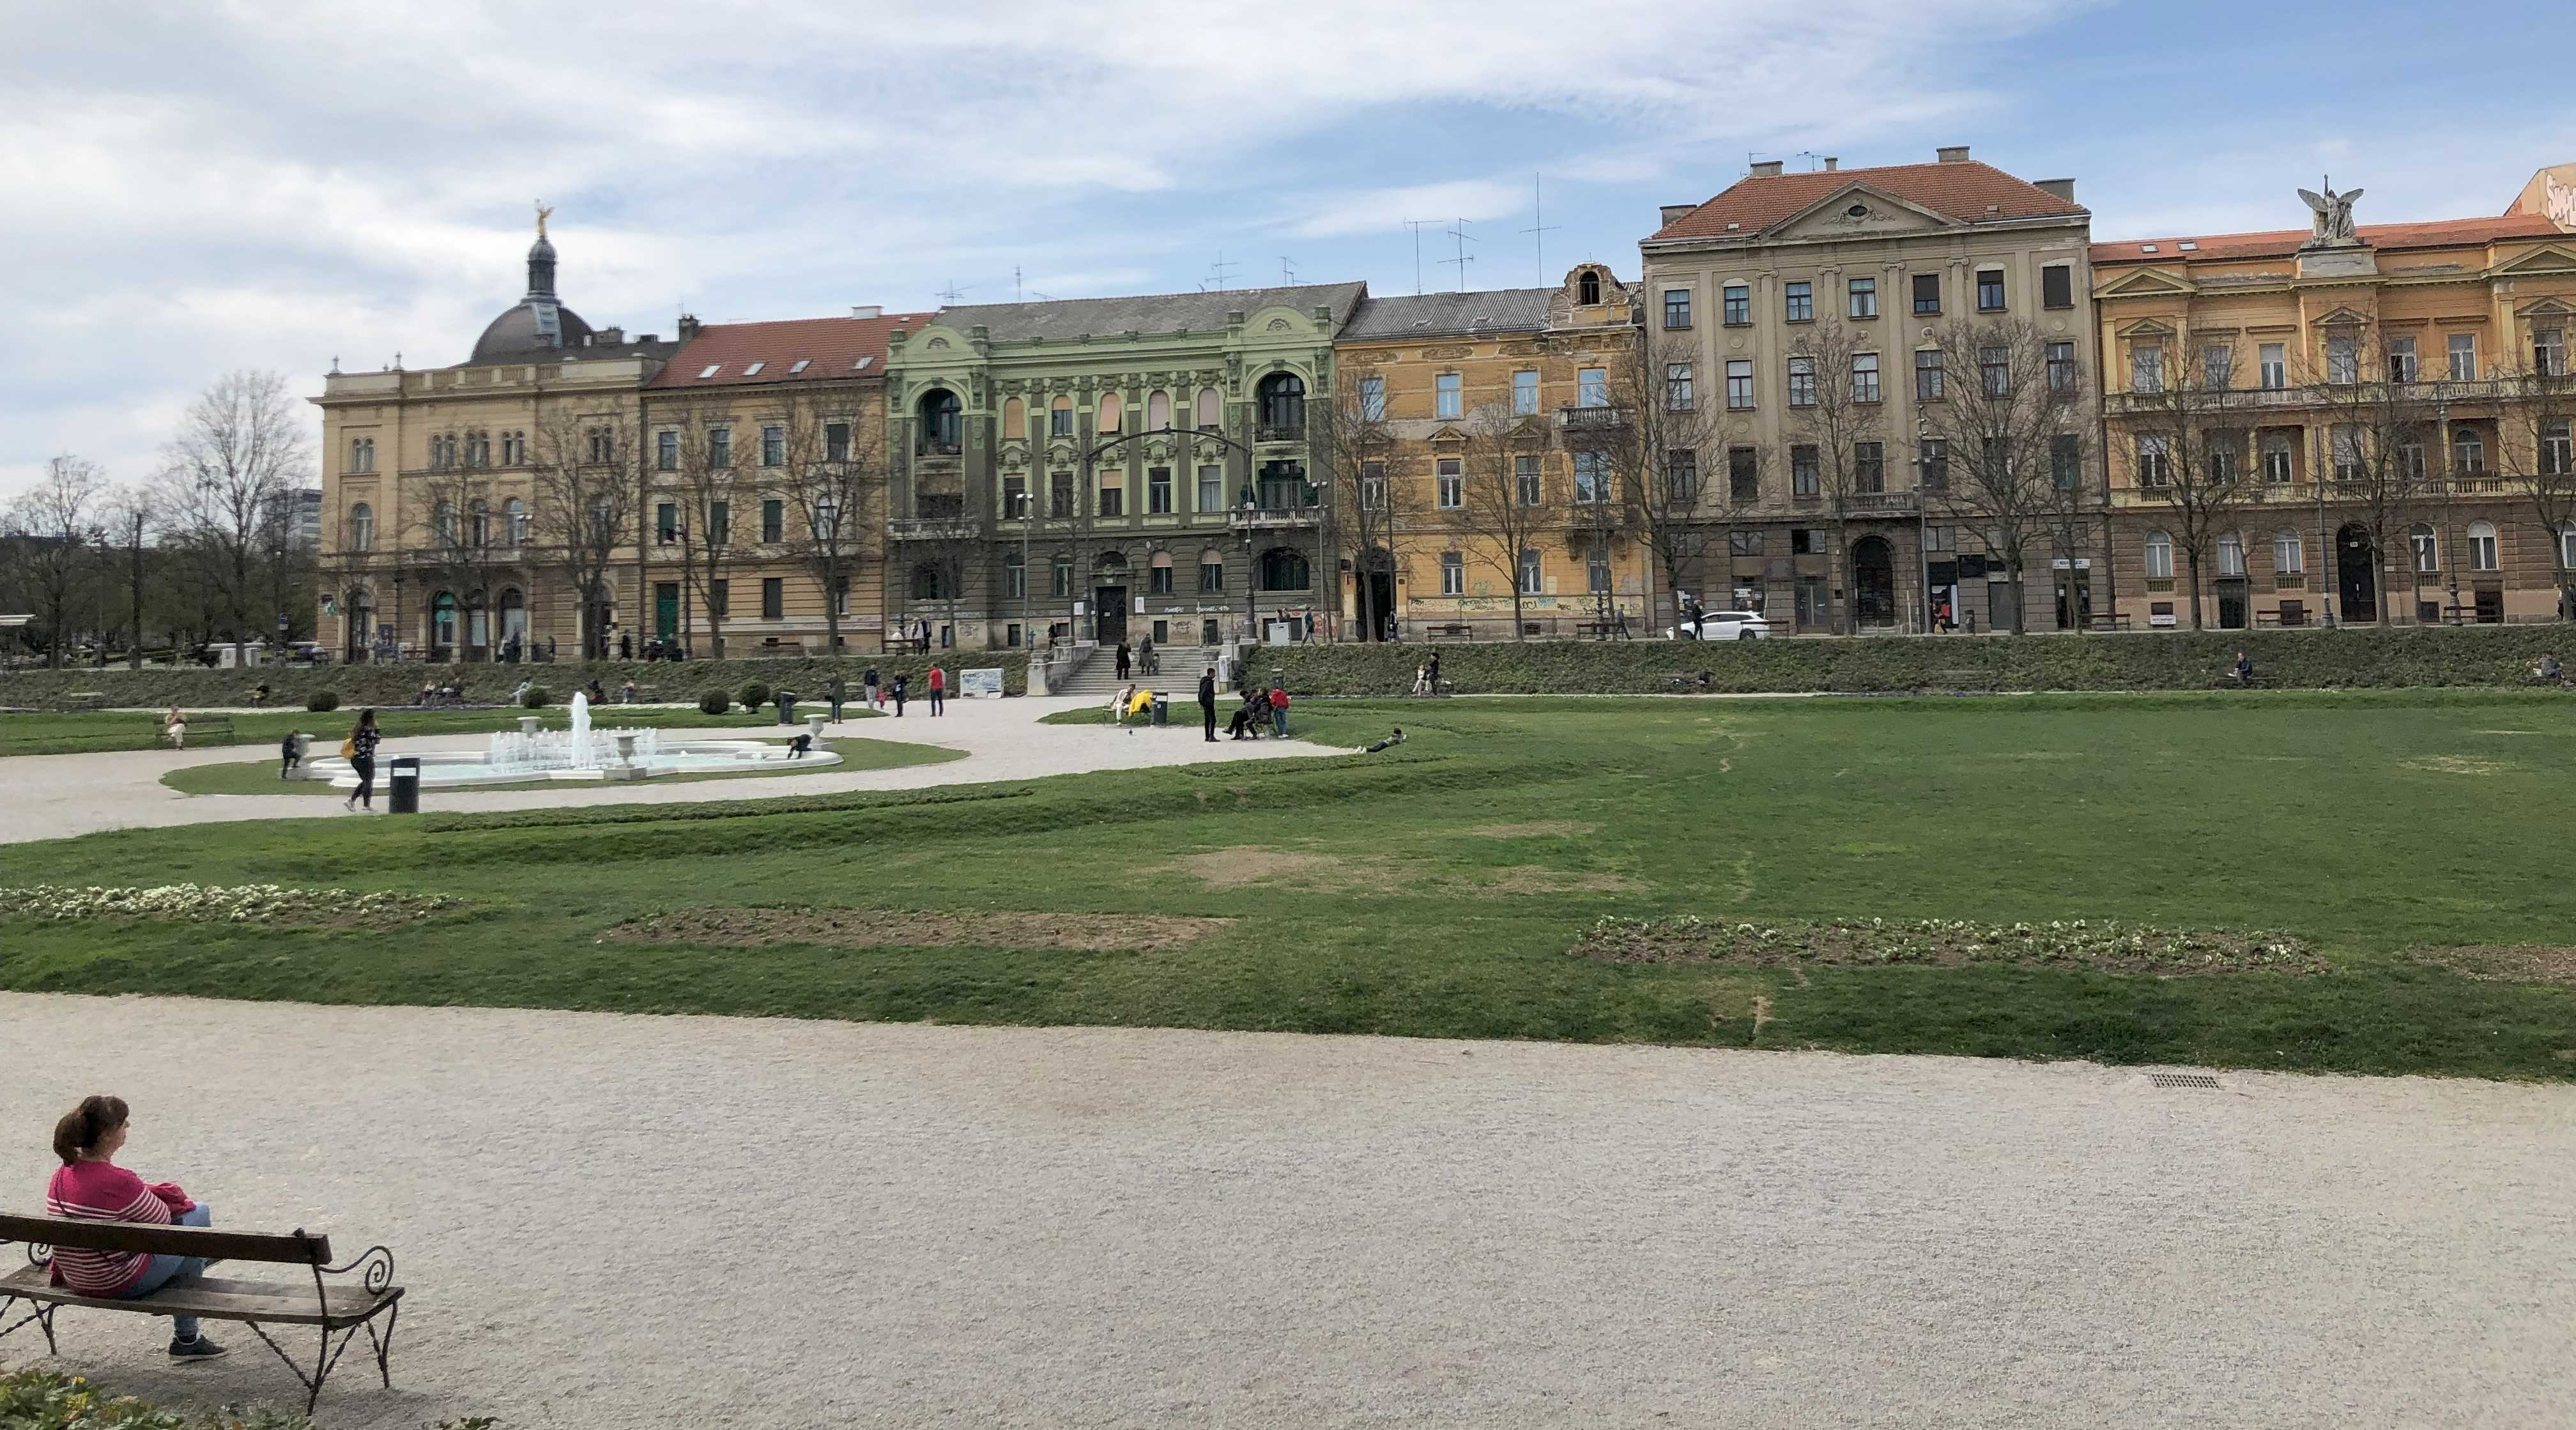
left=300, top=734, right=839, bottom=789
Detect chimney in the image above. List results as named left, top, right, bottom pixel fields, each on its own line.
left=1823, top=157, right=1839, bottom=171
left=850, top=305, right=882, bottom=320
left=677, top=314, right=702, bottom=343
left=2034, top=178, right=2076, bottom=202
left=636, top=333, right=658, bottom=346
left=595, top=326, right=624, bottom=345
left=1936, top=146, right=1971, bottom=164
left=1750, top=160, right=1784, bottom=178
left=1659, top=203, right=1697, bottom=227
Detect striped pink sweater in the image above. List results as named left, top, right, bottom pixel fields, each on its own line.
left=44, top=1160, right=172, bottom=1294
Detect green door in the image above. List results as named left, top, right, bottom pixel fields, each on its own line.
left=654, top=582, right=680, bottom=639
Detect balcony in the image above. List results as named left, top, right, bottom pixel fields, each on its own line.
left=1846, top=491, right=1919, bottom=515
left=1254, top=418, right=1307, bottom=444
left=1558, top=404, right=1632, bottom=436
left=1225, top=503, right=1322, bottom=532
left=889, top=515, right=982, bottom=542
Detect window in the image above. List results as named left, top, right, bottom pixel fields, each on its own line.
left=1921, top=439, right=1949, bottom=493
left=468, top=499, right=489, bottom=547
left=2412, top=523, right=2440, bottom=573
left=2563, top=523, right=2576, bottom=572
left=1517, top=455, right=1542, bottom=506
left=761, top=577, right=783, bottom=620
left=1852, top=353, right=1880, bottom=403
left=1578, top=368, right=1609, bottom=407
left=348, top=436, right=374, bottom=473
left=1150, top=556, right=1174, bottom=595
left=2143, top=530, right=2174, bottom=580
left=348, top=503, right=374, bottom=551
left=825, top=422, right=850, bottom=461
left=1726, top=360, right=1754, bottom=409
left=1664, top=289, right=1692, bottom=329
left=707, top=499, right=730, bottom=545
left=1979, top=346, right=2009, bottom=397
left=2260, top=343, right=2287, bottom=390
left=1436, top=372, right=1462, bottom=420
left=2538, top=326, right=2568, bottom=377
left=1667, top=450, right=1699, bottom=504
left=760, top=499, right=782, bottom=544
left=656, top=430, right=678, bottom=471
left=1976, top=269, right=2005, bottom=312
left=1728, top=447, right=1758, bottom=501
left=709, top=579, right=729, bottom=616
left=2455, top=429, right=2487, bottom=473
left=1729, top=529, right=1764, bottom=556
left=506, top=497, right=528, bottom=544
left=1004, top=551, right=1026, bottom=599
left=1360, top=377, right=1386, bottom=421
left=2332, top=426, right=2365, bottom=482
left=2138, top=436, right=2173, bottom=487
left=1854, top=441, right=1884, bottom=493
left=1438, top=457, right=1463, bottom=508
left=1791, top=445, right=1820, bottom=496
left=1256, top=372, right=1307, bottom=433
left=2046, top=341, right=2077, bottom=393
left=1199, top=551, right=1224, bottom=592
left=2326, top=332, right=2359, bottom=385
left=1050, top=396, right=1074, bottom=437
left=1579, top=270, right=1603, bottom=305
left=1360, top=462, right=1388, bottom=510
left=2543, top=419, right=2575, bottom=477
left=1259, top=547, right=1310, bottom=591
left=1787, top=356, right=1816, bottom=407
left=1848, top=277, right=1877, bottom=319
left=1147, top=390, right=1172, bottom=430
left=2448, top=333, right=2478, bottom=382
left=1666, top=363, right=1695, bottom=411
left=1098, top=392, right=1123, bottom=434
left=1053, top=554, right=1074, bottom=597
left=2204, top=345, right=2234, bottom=391
left=707, top=426, right=732, bottom=468
left=1512, top=370, right=1540, bottom=415
left=2388, top=338, right=2418, bottom=384
left=1197, top=464, right=1223, bottom=512
left=1912, top=272, right=1942, bottom=315
left=2400, top=441, right=2425, bottom=482
left=2274, top=529, right=2303, bottom=574
left=1791, top=528, right=1817, bottom=554
left=815, top=495, right=840, bottom=539
left=1002, top=478, right=1027, bottom=521
left=1149, top=467, right=1173, bottom=514
left=1784, top=282, right=1813, bottom=322
left=1198, top=388, right=1222, bottom=430
left=762, top=425, right=785, bottom=467
left=2262, top=434, right=2294, bottom=483
left=1050, top=471, right=1074, bottom=519
left=1441, top=550, right=1464, bottom=595
left=1519, top=548, right=1544, bottom=595
left=656, top=503, right=677, bottom=543
left=1924, top=525, right=1954, bottom=552
left=2052, top=434, right=2082, bottom=490
left=2217, top=531, right=2245, bottom=577
left=1098, top=482, right=1123, bottom=517
left=1915, top=350, right=1945, bottom=401
left=2131, top=344, right=2164, bottom=393
left=588, top=427, right=613, bottom=464
left=2208, top=436, right=2240, bottom=483
left=1573, top=450, right=1609, bottom=504
left=1722, top=284, right=1751, bottom=326
left=1588, top=544, right=1613, bottom=594
left=2042, top=264, right=2073, bottom=309
left=833, top=577, right=849, bottom=617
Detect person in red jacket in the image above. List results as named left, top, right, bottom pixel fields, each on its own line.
left=928, top=664, right=946, bottom=715
left=1268, top=679, right=1291, bottom=738
left=45, top=1095, right=227, bottom=1360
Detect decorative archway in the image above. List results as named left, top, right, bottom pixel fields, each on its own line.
left=1259, top=546, right=1310, bottom=591
left=1851, top=536, right=1896, bottom=626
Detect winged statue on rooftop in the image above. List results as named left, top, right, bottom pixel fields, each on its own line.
left=2297, top=181, right=2362, bottom=242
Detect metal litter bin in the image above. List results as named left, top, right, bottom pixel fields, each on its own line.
left=387, top=756, right=422, bottom=814
left=1150, top=693, right=1170, bottom=726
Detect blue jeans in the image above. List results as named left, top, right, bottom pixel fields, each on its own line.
left=116, top=1202, right=211, bottom=1341
left=1271, top=707, right=1287, bottom=737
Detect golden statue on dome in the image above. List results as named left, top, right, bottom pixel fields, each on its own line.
left=535, top=201, right=553, bottom=238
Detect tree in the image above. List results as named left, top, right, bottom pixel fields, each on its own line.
left=530, top=409, right=639, bottom=659
left=772, top=395, right=882, bottom=655
left=2305, top=326, right=2444, bottom=625
left=1920, top=317, right=2098, bottom=634
left=1777, top=321, right=1880, bottom=634
left=663, top=400, right=744, bottom=658
left=2110, top=330, right=2273, bottom=629
left=2490, top=352, right=2576, bottom=620
left=4, top=455, right=107, bottom=666
left=1451, top=401, right=1549, bottom=639
left=157, top=370, right=314, bottom=665
left=1313, top=361, right=1411, bottom=641
left=1598, top=330, right=1722, bottom=632
left=408, top=468, right=512, bottom=660
left=98, top=486, right=157, bottom=669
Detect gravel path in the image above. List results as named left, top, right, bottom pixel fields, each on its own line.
left=0, top=696, right=1335, bottom=844
left=1, top=994, right=2568, bottom=1427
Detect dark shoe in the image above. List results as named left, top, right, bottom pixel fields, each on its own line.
left=170, top=1334, right=229, bottom=1360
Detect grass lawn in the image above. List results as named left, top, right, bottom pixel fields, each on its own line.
left=0, top=704, right=880, bottom=757
left=5, top=690, right=2575, bottom=1079
left=157, top=735, right=961, bottom=796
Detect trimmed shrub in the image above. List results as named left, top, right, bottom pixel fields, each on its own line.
left=699, top=688, right=732, bottom=715
left=738, top=681, right=771, bottom=711
left=0, top=652, right=1036, bottom=710
left=519, top=685, right=549, bottom=708
left=305, top=690, right=341, bottom=713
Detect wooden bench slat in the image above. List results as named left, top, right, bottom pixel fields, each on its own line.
left=0, top=1212, right=328, bottom=1266
left=0, top=1265, right=397, bottom=1328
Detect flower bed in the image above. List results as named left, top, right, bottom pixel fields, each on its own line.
left=0, top=884, right=460, bottom=928
left=1574, top=915, right=2324, bottom=977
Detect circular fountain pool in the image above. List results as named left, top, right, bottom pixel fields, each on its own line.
left=301, top=726, right=841, bottom=789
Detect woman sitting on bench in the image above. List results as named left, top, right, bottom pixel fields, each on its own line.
left=45, top=1095, right=227, bottom=1361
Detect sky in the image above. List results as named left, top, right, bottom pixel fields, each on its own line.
left=4, top=0, right=2572, bottom=505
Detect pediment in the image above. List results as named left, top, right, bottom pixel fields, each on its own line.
left=2514, top=295, right=2576, bottom=319
left=1767, top=181, right=1961, bottom=240
left=1427, top=424, right=1468, bottom=445
left=2098, top=267, right=2195, bottom=298
left=2116, top=317, right=2177, bottom=338
left=2313, top=305, right=2373, bottom=327
left=2490, top=245, right=2576, bottom=277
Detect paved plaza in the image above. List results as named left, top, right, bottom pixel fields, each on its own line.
left=1, top=994, right=2569, bottom=1427
left=0, top=696, right=1333, bottom=844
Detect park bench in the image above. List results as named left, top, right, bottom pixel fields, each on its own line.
left=0, top=1210, right=403, bottom=1414
left=54, top=692, right=109, bottom=711
left=1425, top=624, right=1474, bottom=641
left=170, top=715, right=240, bottom=746
left=1922, top=669, right=1998, bottom=695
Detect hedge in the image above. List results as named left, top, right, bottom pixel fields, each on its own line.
left=0, top=651, right=1031, bottom=711
left=1243, top=627, right=2576, bottom=696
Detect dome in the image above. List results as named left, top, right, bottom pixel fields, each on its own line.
left=469, top=299, right=595, bottom=364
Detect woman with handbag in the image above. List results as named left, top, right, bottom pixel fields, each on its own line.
left=341, top=709, right=382, bottom=812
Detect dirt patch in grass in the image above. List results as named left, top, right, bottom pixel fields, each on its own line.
left=1480, top=867, right=1645, bottom=895
left=1174, top=847, right=1637, bottom=897
left=2411, top=944, right=2576, bottom=986
left=1470, top=821, right=1598, bottom=839
left=1574, top=917, right=2327, bottom=977
left=2402, top=754, right=2520, bottom=776
left=1177, top=847, right=1393, bottom=891
left=606, top=907, right=1233, bottom=952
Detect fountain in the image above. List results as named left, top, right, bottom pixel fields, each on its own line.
left=297, top=698, right=841, bottom=790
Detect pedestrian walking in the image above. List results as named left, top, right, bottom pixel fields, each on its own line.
left=928, top=664, right=946, bottom=715
left=1198, top=668, right=1218, bottom=742
left=341, top=709, right=381, bottom=812
left=827, top=674, right=847, bottom=722
left=891, top=673, right=908, bottom=717
left=1138, top=635, right=1155, bottom=676
left=1268, top=679, right=1291, bottom=738
left=1116, top=641, right=1132, bottom=680
left=863, top=665, right=881, bottom=710
left=618, top=631, right=633, bottom=660
left=278, top=729, right=302, bottom=779
left=1426, top=651, right=1442, bottom=696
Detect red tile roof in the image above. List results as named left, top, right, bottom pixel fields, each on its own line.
left=647, top=312, right=935, bottom=388
left=2091, top=213, right=2562, bottom=266
left=1648, top=160, right=2084, bottom=242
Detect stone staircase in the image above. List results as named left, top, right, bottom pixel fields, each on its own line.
left=1048, top=645, right=1225, bottom=698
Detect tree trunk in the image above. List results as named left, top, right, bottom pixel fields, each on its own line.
left=2185, top=549, right=2205, bottom=630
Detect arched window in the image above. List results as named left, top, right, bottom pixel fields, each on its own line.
left=2143, top=529, right=2174, bottom=580
left=2217, top=531, right=2245, bottom=577
left=917, top=388, right=962, bottom=454
left=1002, top=397, right=1024, bottom=434
left=434, top=501, right=458, bottom=545
left=1149, top=548, right=1175, bottom=595
left=1258, top=545, right=1310, bottom=591
left=348, top=502, right=374, bottom=552
left=1098, top=392, right=1123, bottom=434
left=505, top=497, right=528, bottom=544
left=498, top=588, right=527, bottom=646
left=430, top=592, right=458, bottom=650
left=908, top=561, right=947, bottom=600
left=2559, top=522, right=2576, bottom=572
left=468, top=499, right=490, bottom=548
left=1147, top=390, right=1172, bottom=430
left=1197, top=388, right=1221, bottom=430
left=1199, top=547, right=1226, bottom=593
left=466, top=589, right=490, bottom=648
left=2469, top=519, right=2499, bottom=571
left=2411, top=522, right=2439, bottom=573
left=2273, top=529, right=2303, bottom=575
left=1094, top=549, right=1129, bottom=577
left=1049, top=394, right=1074, bottom=438
left=1519, top=547, right=1544, bottom=595
left=1579, top=269, right=1604, bottom=305
left=1256, top=372, right=1306, bottom=434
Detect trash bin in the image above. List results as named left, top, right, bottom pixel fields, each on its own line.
left=387, top=756, right=422, bottom=815
left=1150, top=693, right=1170, bottom=727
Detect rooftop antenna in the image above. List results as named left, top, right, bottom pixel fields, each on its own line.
left=1206, top=249, right=1239, bottom=292
left=1795, top=150, right=1825, bottom=172
left=935, top=278, right=970, bottom=304
left=1014, top=265, right=1022, bottom=301
left=1402, top=219, right=1441, bottom=295
left=1439, top=217, right=1476, bottom=293
left=1280, top=255, right=1298, bottom=285
left=1520, top=172, right=1561, bottom=284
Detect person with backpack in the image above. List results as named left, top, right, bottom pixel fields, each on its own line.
left=341, top=709, right=381, bottom=812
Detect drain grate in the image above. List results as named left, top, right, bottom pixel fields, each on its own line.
left=2149, top=1072, right=2222, bottom=1090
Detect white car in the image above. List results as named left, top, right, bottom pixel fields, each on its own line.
left=1666, top=611, right=1772, bottom=641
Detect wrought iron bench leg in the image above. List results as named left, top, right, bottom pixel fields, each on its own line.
left=0, top=1295, right=59, bottom=1354
left=364, top=1301, right=399, bottom=1389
